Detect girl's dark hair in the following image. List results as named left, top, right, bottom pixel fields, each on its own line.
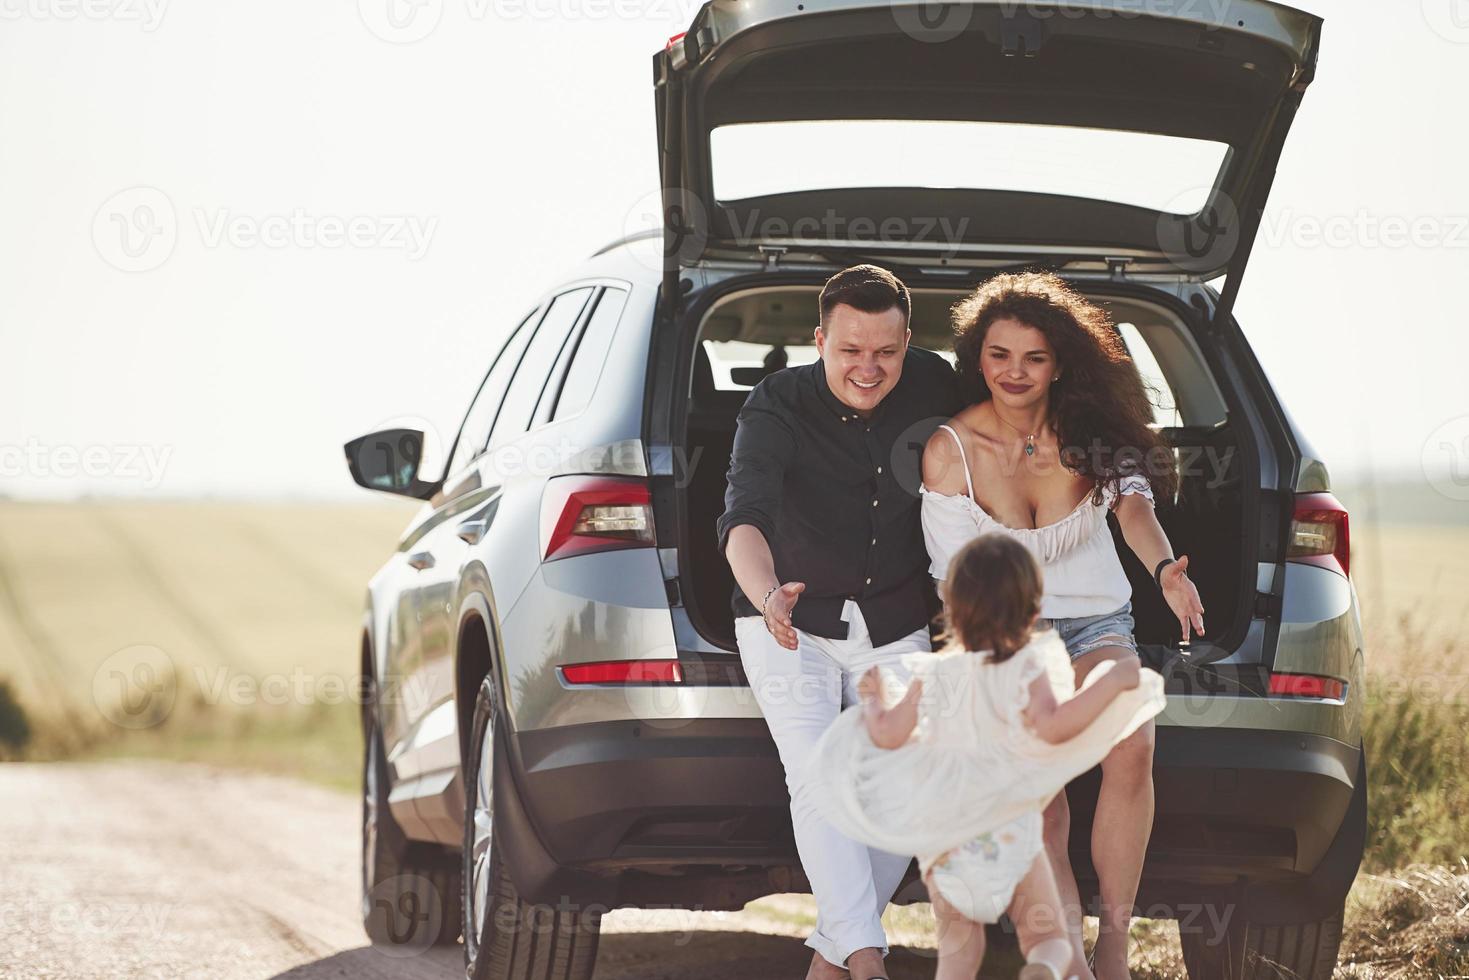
left=951, top=271, right=1179, bottom=503
left=942, top=534, right=1044, bottom=664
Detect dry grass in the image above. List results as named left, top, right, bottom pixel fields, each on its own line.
left=1339, top=863, right=1469, bottom=977
left=1359, top=619, right=1469, bottom=873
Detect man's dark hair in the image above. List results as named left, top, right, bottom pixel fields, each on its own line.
left=818, top=264, right=910, bottom=327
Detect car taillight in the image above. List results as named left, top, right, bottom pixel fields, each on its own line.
left=1268, top=672, right=1346, bottom=701
left=560, top=660, right=683, bottom=685
left=540, top=476, right=655, bottom=562
left=1287, top=492, right=1350, bottom=578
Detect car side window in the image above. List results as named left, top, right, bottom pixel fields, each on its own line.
left=549, top=287, right=629, bottom=422
left=489, top=287, right=593, bottom=446
left=1116, top=321, right=1192, bottom=427
left=445, top=309, right=538, bottom=478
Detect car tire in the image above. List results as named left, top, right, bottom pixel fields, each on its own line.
left=361, top=706, right=463, bottom=949
left=1179, top=903, right=1345, bottom=980
left=462, top=673, right=602, bottom=980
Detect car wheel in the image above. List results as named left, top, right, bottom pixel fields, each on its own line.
left=462, top=673, right=601, bottom=980
left=1180, top=903, right=1345, bottom=980
left=361, top=706, right=463, bottom=949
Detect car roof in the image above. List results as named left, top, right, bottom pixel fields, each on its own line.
left=560, top=231, right=663, bottom=288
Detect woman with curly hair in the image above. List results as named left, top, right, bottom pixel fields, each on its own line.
left=920, top=271, right=1206, bottom=980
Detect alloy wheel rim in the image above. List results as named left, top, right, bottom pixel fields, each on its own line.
left=470, top=718, right=494, bottom=935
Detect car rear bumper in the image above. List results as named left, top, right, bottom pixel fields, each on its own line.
left=1070, top=726, right=1365, bottom=923
left=501, top=717, right=1363, bottom=920
left=496, top=716, right=800, bottom=909
left=512, top=718, right=793, bottom=868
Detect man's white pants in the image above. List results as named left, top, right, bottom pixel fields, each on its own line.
left=735, top=600, right=931, bottom=968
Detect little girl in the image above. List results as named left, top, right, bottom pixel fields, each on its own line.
left=813, top=533, right=1166, bottom=980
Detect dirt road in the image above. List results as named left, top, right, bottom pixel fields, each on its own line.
left=0, top=761, right=943, bottom=980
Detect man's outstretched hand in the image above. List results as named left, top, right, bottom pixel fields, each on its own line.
left=763, top=581, right=805, bottom=650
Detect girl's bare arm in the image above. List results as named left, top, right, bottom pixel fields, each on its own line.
left=1020, top=659, right=1140, bottom=744
left=860, top=666, right=924, bottom=749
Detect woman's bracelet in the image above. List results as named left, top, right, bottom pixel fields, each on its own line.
left=760, top=585, right=779, bottom=614
left=1153, top=557, right=1176, bottom=590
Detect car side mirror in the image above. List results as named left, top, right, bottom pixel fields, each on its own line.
left=343, top=428, right=442, bottom=500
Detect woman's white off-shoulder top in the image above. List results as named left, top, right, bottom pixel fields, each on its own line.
left=921, top=424, right=1154, bottom=620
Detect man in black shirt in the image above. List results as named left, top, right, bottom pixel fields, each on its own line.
left=718, top=265, right=961, bottom=980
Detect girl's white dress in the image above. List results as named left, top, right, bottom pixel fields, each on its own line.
left=811, top=629, right=1166, bottom=922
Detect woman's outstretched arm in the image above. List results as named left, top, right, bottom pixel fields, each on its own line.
left=1114, top=492, right=1205, bottom=640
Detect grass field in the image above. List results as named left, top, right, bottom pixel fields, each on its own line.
left=0, top=497, right=417, bottom=785
left=0, top=497, right=1465, bottom=974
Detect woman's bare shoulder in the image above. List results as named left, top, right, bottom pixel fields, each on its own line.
left=922, top=419, right=968, bottom=494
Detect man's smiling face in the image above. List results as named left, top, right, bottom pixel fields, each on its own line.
left=814, top=303, right=910, bottom=417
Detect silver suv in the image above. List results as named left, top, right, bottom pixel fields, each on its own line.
left=345, top=3, right=1365, bottom=978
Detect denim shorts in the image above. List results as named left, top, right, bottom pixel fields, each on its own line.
left=1037, top=601, right=1138, bottom=661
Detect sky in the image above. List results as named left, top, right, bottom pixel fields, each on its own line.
left=2, top=0, right=1467, bottom=503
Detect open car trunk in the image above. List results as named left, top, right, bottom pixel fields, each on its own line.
left=655, top=0, right=1322, bottom=329
left=678, top=282, right=1254, bottom=664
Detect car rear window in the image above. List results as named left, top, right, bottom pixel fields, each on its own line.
left=710, top=120, right=1228, bottom=214
left=550, top=287, right=628, bottom=421
left=490, top=287, right=593, bottom=444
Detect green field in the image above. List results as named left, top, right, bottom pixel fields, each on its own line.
left=0, top=498, right=1465, bottom=974
left=0, top=498, right=416, bottom=786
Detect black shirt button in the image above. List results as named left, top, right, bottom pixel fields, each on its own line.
left=871, top=499, right=878, bottom=507
left=876, top=465, right=883, bottom=474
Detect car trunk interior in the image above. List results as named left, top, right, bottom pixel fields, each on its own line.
left=680, top=283, right=1249, bottom=659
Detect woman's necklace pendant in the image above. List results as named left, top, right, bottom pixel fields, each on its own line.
left=1025, top=436, right=1035, bottom=457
